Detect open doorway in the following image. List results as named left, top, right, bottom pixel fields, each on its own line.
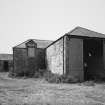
left=83, top=38, right=103, bottom=81
left=3, top=61, right=9, bottom=72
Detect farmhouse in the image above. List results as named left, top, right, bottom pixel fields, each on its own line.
left=0, top=54, right=13, bottom=72
left=46, top=26, right=105, bottom=81
left=13, top=39, right=53, bottom=76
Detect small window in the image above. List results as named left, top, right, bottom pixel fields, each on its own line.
left=26, top=40, right=37, bottom=57
left=28, top=47, right=35, bottom=57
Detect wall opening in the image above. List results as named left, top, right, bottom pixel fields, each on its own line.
left=83, top=38, right=103, bottom=81
left=3, top=61, right=9, bottom=72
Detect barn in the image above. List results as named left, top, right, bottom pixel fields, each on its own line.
left=12, top=39, right=53, bottom=76
left=46, top=26, right=105, bottom=81
left=0, top=54, right=13, bottom=72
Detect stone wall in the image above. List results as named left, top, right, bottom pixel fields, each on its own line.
left=13, top=48, right=27, bottom=75
left=26, top=48, right=46, bottom=76
left=36, top=49, right=46, bottom=69
left=46, top=38, right=64, bottom=75
left=13, top=48, right=46, bottom=76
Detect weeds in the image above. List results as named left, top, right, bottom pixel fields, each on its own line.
left=82, top=81, right=95, bottom=86
left=43, top=71, right=80, bottom=83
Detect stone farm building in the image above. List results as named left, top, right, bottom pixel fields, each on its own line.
left=13, top=39, right=53, bottom=76
left=0, top=54, right=13, bottom=72
left=12, top=26, right=105, bottom=81
left=46, top=27, right=105, bottom=81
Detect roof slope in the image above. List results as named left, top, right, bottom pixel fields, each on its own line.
left=14, top=39, right=53, bottom=48
left=0, top=54, right=13, bottom=60
left=46, top=26, right=105, bottom=48
left=67, top=26, right=105, bottom=38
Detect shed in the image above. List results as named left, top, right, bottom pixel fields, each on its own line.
left=0, top=54, right=13, bottom=72
left=46, top=27, right=105, bottom=81
left=13, top=39, right=53, bottom=76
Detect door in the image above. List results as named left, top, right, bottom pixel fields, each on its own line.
left=3, top=61, right=9, bottom=72
left=68, top=38, right=83, bottom=81
left=83, top=39, right=103, bottom=80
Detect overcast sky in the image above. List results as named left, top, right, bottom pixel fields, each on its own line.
left=0, top=0, right=105, bottom=53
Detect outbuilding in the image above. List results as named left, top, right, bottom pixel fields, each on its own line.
left=46, top=27, right=105, bottom=81
left=0, top=54, right=13, bottom=72
left=13, top=39, right=53, bottom=76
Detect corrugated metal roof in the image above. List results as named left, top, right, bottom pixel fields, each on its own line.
left=14, top=39, right=53, bottom=48
left=0, top=54, right=13, bottom=60
left=67, top=26, right=105, bottom=38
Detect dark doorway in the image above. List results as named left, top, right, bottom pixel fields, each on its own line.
left=3, top=61, right=9, bottom=72
left=83, top=38, right=103, bottom=81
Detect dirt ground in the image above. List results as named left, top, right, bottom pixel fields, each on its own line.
left=0, top=73, right=105, bottom=105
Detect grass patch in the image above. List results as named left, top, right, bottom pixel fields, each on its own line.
left=43, top=71, right=80, bottom=83
left=81, top=81, right=95, bottom=86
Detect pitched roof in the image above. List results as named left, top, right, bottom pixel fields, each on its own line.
left=0, top=54, right=13, bottom=60
left=67, top=26, right=105, bottom=38
left=46, top=26, right=105, bottom=48
left=14, top=39, right=53, bottom=48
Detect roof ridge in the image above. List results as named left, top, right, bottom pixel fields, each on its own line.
left=32, top=39, right=53, bottom=42
left=13, top=38, right=53, bottom=48
left=71, top=26, right=105, bottom=35
left=66, top=26, right=105, bottom=38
